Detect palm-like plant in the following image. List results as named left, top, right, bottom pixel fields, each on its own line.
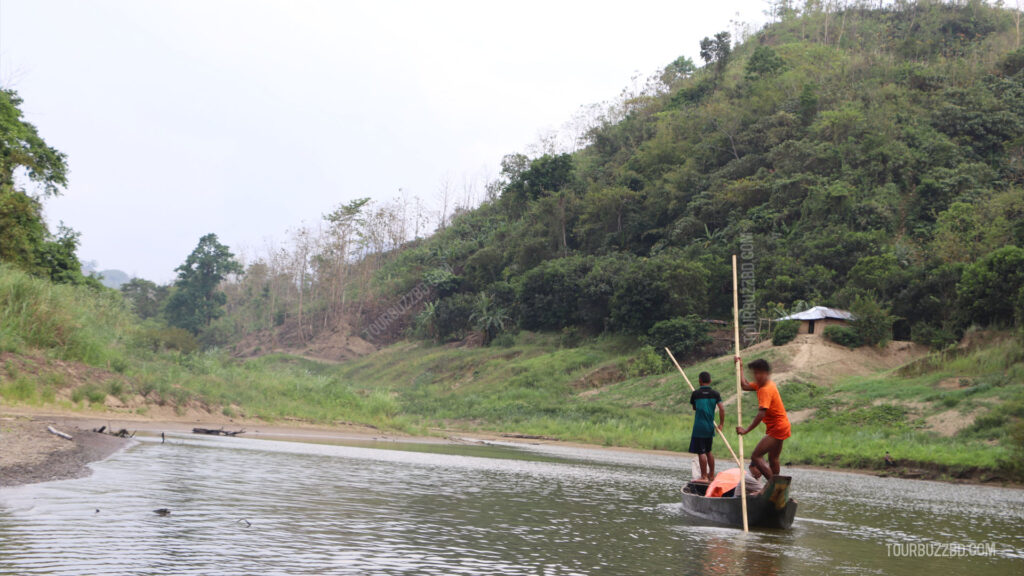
left=415, top=301, right=439, bottom=341
left=470, top=293, right=510, bottom=345
left=702, top=223, right=723, bottom=248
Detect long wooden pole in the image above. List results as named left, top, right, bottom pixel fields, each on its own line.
left=732, top=254, right=749, bottom=533
left=665, top=348, right=743, bottom=469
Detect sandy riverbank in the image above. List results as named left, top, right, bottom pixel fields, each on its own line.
left=0, top=416, right=131, bottom=488
left=0, top=408, right=690, bottom=489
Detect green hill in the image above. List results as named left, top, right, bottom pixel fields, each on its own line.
left=212, top=1, right=1024, bottom=355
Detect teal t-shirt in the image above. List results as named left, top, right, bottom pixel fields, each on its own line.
left=689, top=385, right=722, bottom=439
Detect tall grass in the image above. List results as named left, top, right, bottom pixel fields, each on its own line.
left=0, top=265, right=135, bottom=365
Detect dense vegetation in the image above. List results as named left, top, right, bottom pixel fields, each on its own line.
left=198, top=0, right=1024, bottom=355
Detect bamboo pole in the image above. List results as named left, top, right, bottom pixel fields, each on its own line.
left=732, top=254, right=749, bottom=533
left=665, top=348, right=743, bottom=469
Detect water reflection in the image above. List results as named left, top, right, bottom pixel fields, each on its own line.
left=0, top=435, right=1021, bottom=575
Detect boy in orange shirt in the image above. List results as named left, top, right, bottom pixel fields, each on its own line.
left=734, top=358, right=791, bottom=480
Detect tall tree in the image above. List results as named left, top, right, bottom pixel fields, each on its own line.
left=661, top=56, right=697, bottom=87
left=0, top=186, right=47, bottom=272
left=323, top=197, right=370, bottom=322
left=121, top=278, right=169, bottom=320
left=0, top=89, right=68, bottom=196
left=698, top=31, right=732, bottom=75
left=0, top=89, right=91, bottom=283
left=34, top=224, right=98, bottom=286
left=164, top=234, right=243, bottom=334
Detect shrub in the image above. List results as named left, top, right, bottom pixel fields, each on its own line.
left=0, top=377, right=36, bottom=402
left=432, top=293, right=477, bottom=342
left=772, top=320, right=800, bottom=346
left=825, top=325, right=863, bottom=348
left=71, top=384, right=107, bottom=405
left=851, top=295, right=894, bottom=347
left=911, top=322, right=958, bottom=349
left=1002, top=419, right=1024, bottom=481
left=198, top=322, right=234, bottom=349
left=110, top=357, right=129, bottom=373
left=623, top=345, right=669, bottom=378
left=745, top=45, right=785, bottom=80
left=645, top=315, right=711, bottom=360
left=492, top=332, right=516, bottom=348
left=559, top=326, right=583, bottom=348
left=824, top=404, right=907, bottom=426
left=957, top=246, right=1024, bottom=329
left=998, top=47, right=1024, bottom=76
left=107, top=380, right=125, bottom=399
left=133, top=324, right=199, bottom=354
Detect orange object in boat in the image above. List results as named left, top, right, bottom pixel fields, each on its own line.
left=706, top=468, right=742, bottom=497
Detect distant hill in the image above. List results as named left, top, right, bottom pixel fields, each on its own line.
left=94, top=269, right=132, bottom=289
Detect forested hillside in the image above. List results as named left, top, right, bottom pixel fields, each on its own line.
left=206, top=0, right=1024, bottom=357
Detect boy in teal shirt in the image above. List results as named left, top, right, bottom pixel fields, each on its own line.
left=689, top=371, right=725, bottom=482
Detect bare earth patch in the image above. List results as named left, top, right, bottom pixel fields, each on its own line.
left=573, top=364, right=625, bottom=391
left=925, top=409, right=982, bottom=437
left=231, top=320, right=376, bottom=362
left=763, top=336, right=928, bottom=386
left=787, top=408, right=817, bottom=425
left=937, top=377, right=972, bottom=390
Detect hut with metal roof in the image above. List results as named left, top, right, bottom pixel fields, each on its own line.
left=775, top=306, right=854, bottom=336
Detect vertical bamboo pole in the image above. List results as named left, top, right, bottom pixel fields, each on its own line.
left=732, top=254, right=749, bottom=533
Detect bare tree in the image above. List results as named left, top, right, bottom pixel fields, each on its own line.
left=290, top=225, right=315, bottom=343
left=436, top=175, right=453, bottom=230
left=324, top=197, right=369, bottom=322
left=1016, top=0, right=1022, bottom=49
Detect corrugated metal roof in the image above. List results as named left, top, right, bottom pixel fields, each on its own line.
left=776, top=306, right=855, bottom=322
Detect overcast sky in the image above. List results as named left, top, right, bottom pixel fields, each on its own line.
left=0, top=0, right=768, bottom=282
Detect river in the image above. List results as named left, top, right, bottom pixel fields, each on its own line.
left=1, top=434, right=1021, bottom=575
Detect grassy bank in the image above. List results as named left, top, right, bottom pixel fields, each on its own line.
left=1, top=265, right=1022, bottom=481
left=329, top=334, right=1024, bottom=480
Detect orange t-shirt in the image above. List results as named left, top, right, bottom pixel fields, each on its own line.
left=756, top=380, right=791, bottom=440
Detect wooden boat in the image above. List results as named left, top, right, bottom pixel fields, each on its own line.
left=680, top=475, right=798, bottom=529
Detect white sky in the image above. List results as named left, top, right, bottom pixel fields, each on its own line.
left=0, top=0, right=768, bottom=282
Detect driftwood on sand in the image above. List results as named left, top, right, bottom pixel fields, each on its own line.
left=192, top=427, right=245, bottom=436
left=46, top=426, right=73, bottom=441
left=500, top=433, right=556, bottom=441
left=91, top=425, right=135, bottom=438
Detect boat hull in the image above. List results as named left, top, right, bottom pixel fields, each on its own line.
left=680, top=475, right=797, bottom=529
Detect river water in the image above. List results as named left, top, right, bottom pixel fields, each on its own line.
left=1, top=434, right=1021, bottom=575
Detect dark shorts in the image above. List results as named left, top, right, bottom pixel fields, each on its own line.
left=688, top=436, right=713, bottom=455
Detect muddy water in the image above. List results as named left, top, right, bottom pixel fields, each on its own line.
left=0, top=435, right=1021, bottom=575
